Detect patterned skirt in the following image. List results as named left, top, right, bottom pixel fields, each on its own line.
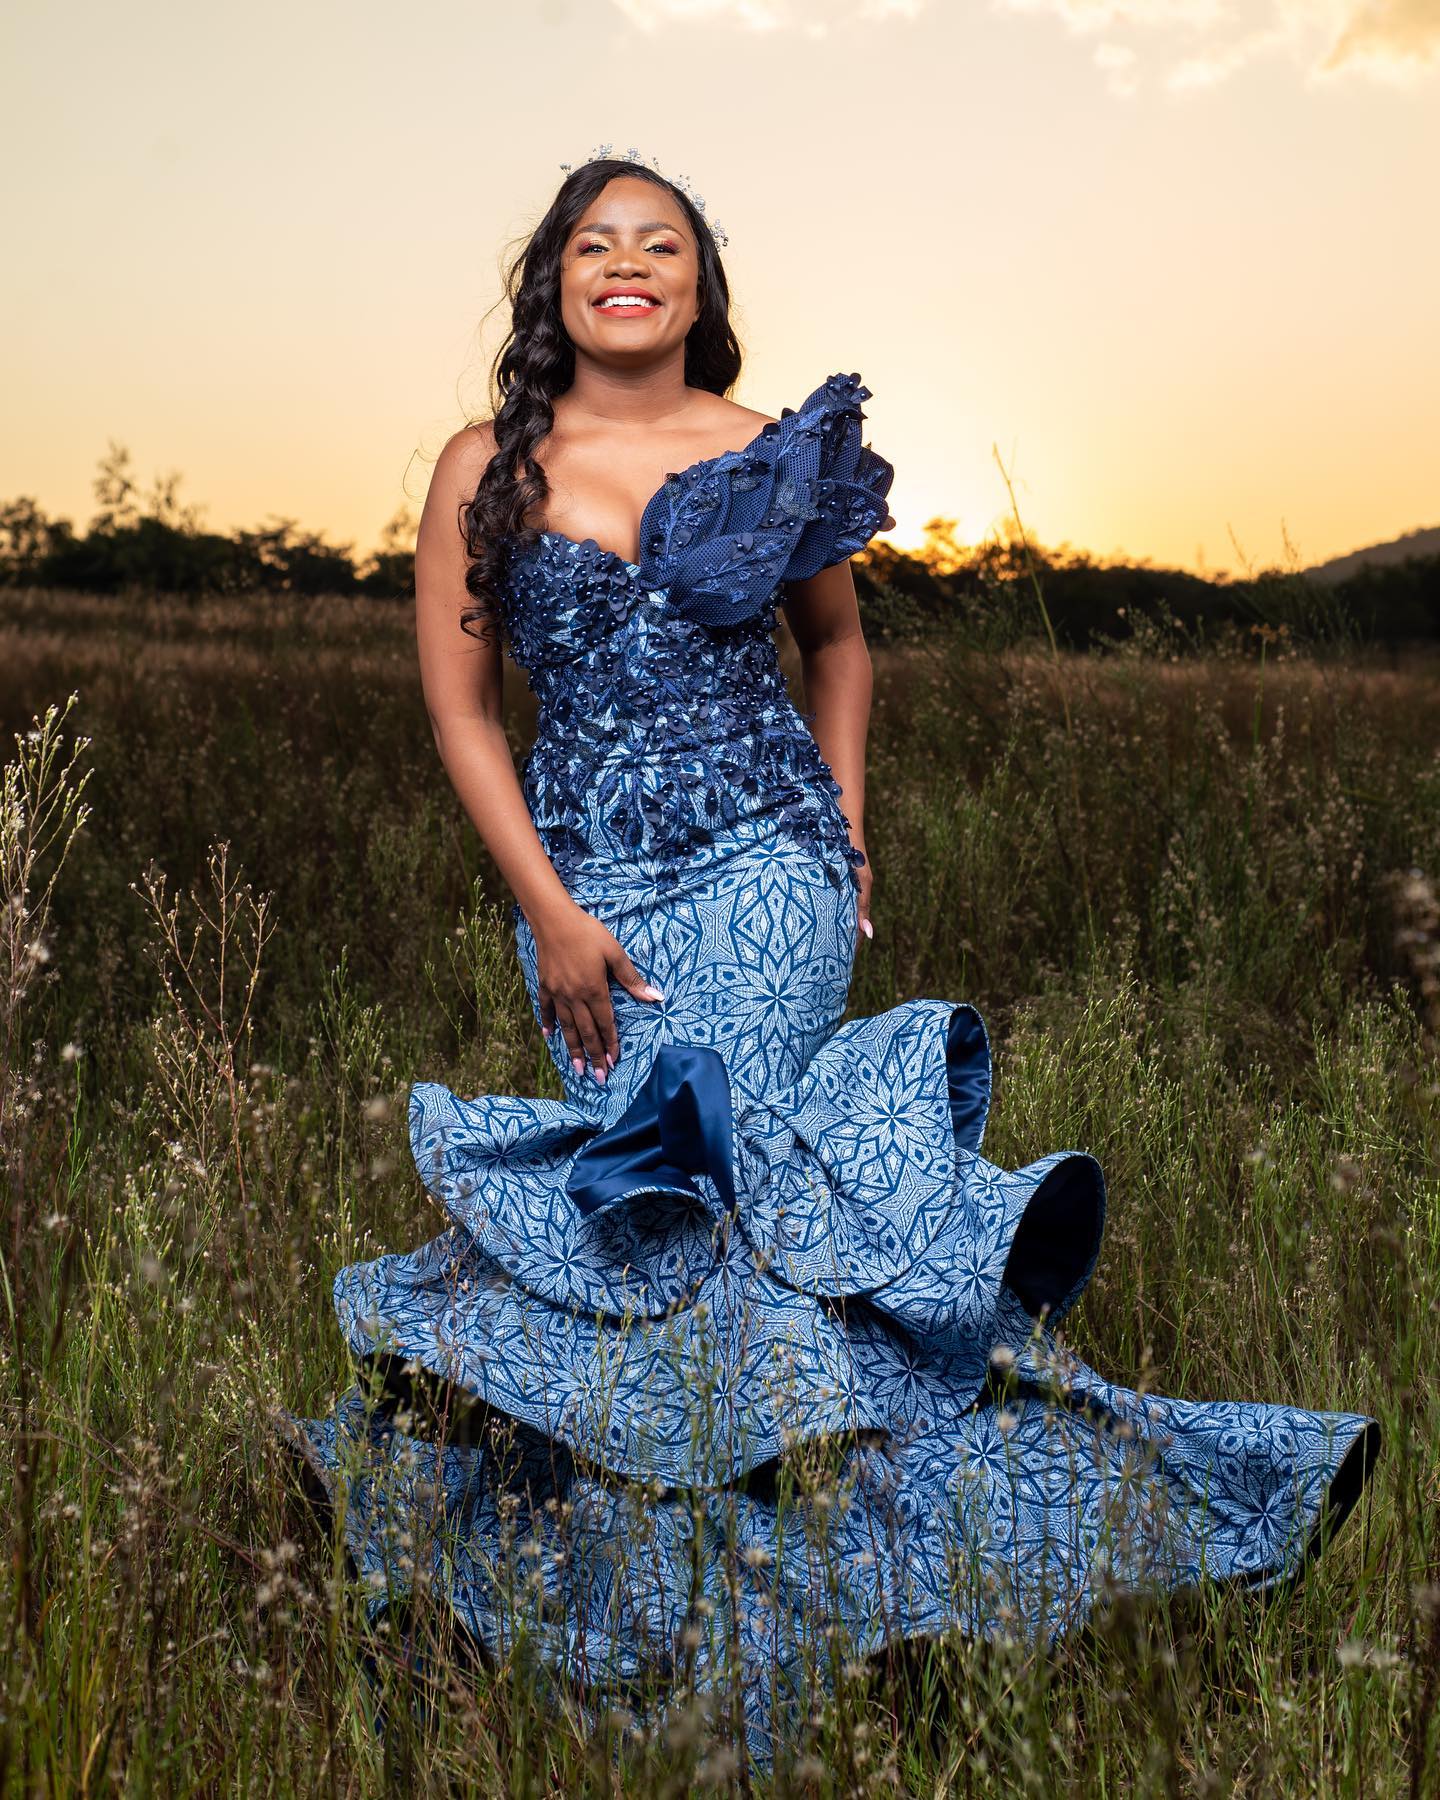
left=277, top=822, right=1379, bottom=1766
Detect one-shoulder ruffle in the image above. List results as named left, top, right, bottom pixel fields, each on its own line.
left=501, top=369, right=895, bottom=650
left=633, top=368, right=896, bottom=624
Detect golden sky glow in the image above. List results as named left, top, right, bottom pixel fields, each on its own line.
left=4, top=0, right=1437, bottom=577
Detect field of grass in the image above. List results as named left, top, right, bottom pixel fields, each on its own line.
left=2, top=584, right=1438, bottom=1795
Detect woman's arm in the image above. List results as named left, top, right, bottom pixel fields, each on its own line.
left=415, top=426, right=662, bottom=1080
left=781, top=557, right=875, bottom=938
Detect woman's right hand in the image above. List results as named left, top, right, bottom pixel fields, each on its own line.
left=530, top=899, right=664, bottom=1083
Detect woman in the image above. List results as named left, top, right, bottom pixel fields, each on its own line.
left=278, top=150, right=1378, bottom=1766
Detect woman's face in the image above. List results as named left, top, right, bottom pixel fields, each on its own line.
left=557, top=175, right=701, bottom=364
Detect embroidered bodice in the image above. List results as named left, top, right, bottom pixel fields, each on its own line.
left=494, top=371, right=895, bottom=890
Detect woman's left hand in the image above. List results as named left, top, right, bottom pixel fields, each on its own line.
left=855, top=840, right=874, bottom=942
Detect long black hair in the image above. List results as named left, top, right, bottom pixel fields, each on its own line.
left=458, top=159, right=743, bottom=645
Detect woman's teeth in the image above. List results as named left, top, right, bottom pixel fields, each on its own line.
left=596, top=296, right=658, bottom=309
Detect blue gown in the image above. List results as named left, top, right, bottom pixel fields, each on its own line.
left=280, top=371, right=1378, bottom=1763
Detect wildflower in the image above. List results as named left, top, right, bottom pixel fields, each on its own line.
left=697, top=1747, right=738, bottom=1784
left=1330, top=1156, right=1362, bottom=1193
left=1337, top=1638, right=1404, bottom=1672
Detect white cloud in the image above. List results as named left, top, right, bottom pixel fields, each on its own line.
left=609, top=0, right=1440, bottom=85
left=610, top=0, right=789, bottom=30
left=1094, top=40, right=1142, bottom=94
left=993, top=0, right=1440, bottom=87
left=608, top=0, right=924, bottom=36
left=999, top=0, right=1233, bottom=29
left=1320, top=0, right=1440, bottom=79
left=604, top=0, right=921, bottom=34
left=610, top=0, right=875, bottom=27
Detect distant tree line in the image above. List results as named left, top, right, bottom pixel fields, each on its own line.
left=0, top=444, right=415, bottom=601
left=856, top=529, right=1440, bottom=651
left=3, top=442, right=1436, bottom=651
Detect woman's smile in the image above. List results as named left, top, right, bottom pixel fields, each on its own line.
left=592, top=285, right=663, bottom=318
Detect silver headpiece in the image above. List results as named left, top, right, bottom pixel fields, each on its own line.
left=557, top=143, right=729, bottom=248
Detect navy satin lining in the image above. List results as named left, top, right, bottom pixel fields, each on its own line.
left=1002, top=1154, right=1106, bottom=1321
left=567, top=1043, right=737, bottom=1217
left=946, top=1005, right=990, bottom=1153
left=571, top=1011, right=988, bottom=1224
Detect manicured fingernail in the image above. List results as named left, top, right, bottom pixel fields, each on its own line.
left=860, top=918, right=874, bottom=939
left=640, top=985, right=664, bottom=1001
left=594, top=1064, right=607, bottom=1084
left=571, top=1055, right=585, bottom=1076
left=542, top=1024, right=552, bottom=1038
left=606, top=1051, right=616, bottom=1069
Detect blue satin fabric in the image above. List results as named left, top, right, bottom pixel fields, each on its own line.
left=568, top=1042, right=737, bottom=1219
left=282, top=370, right=1379, bottom=1770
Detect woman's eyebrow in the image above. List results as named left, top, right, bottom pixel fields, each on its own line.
left=572, top=218, right=681, bottom=235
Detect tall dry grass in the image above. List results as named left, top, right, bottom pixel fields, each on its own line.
left=1, top=586, right=1437, bottom=1794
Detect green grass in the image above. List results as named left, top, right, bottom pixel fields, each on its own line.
left=1, top=586, right=1437, bottom=1795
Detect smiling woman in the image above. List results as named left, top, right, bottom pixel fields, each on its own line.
left=446, top=166, right=763, bottom=587
left=518, top=178, right=778, bottom=567
left=274, top=150, right=1380, bottom=1776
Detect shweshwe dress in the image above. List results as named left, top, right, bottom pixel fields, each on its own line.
left=279, top=371, right=1379, bottom=1762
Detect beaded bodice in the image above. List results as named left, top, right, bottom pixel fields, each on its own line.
left=495, top=371, right=895, bottom=890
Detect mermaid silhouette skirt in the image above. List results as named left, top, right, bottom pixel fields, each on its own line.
left=281, top=822, right=1379, bottom=1761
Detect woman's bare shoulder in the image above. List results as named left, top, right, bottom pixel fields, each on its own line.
left=426, top=420, right=501, bottom=509
left=417, top=423, right=496, bottom=547
left=701, top=393, right=780, bottom=446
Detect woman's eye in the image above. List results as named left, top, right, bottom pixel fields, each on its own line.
left=578, top=241, right=678, bottom=254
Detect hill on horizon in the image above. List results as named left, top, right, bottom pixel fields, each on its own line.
left=1305, top=522, right=1440, bottom=585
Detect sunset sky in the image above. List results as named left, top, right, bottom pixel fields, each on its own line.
left=4, top=0, right=1437, bottom=578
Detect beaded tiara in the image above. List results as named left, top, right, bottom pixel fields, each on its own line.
left=557, top=143, right=729, bottom=248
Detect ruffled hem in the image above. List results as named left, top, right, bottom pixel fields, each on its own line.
left=282, top=1002, right=1379, bottom=1770
left=277, top=1344, right=1378, bottom=1768
left=326, top=998, right=1106, bottom=1486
